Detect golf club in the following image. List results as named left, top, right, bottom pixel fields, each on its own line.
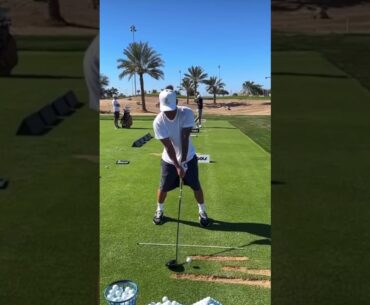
left=166, top=179, right=184, bottom=271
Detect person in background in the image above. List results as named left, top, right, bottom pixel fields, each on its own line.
left=0, top=8, right=18, bottom=76
left=195, top=93, right=203, bottom=127
left=112, top=96, right=120, bottom=129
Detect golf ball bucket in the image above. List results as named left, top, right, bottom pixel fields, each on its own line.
left=103, top=280, right=138, bottom=305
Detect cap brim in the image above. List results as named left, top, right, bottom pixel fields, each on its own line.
left=160, top=104, right=177, bottom=112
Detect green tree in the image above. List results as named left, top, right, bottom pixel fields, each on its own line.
left=242, top=81, right=264, bottom=96
left=218, top=89, right=229, bottom=96
left=180, top=78, right=194, bottom=104
left=184, top=66, right=208, bottom=101
left=100, top=74, right=109, bottom=98
left=204, top=76, right=225, bottom=104
left=105, top=87, right=119, bottom=98
left=117, top=42, right=164, bottom=112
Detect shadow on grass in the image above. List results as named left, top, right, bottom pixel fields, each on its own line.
left=272, top=72, right=348, bottom=78
left=165, top=217, right=270, bottom=239
left=206, top=238, right=271, bottom=257
left=271, top=180, right=286, bottom=185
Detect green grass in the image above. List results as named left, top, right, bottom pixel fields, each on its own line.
left=100, top=114, right=271, bottom=153
left=204, top=116, right=271, bottom=153
left=100, top=119, right=270, bottom=305
left=272, top=39, right=370, bottom=305
left=15, top=35, right=96, bottom=51
left=273, top=33, right=370, bottom=91
left=0, top=38, right=98, bottom=305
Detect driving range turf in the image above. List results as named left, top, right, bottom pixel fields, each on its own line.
left=272, top=34, right=370, bottom=305
left=100, top=117, right=271, bottom=305
left=0, top=36, right=98, bottom=305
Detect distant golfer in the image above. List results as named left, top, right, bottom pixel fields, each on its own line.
left=195, top=93, right=203, bottom=127
left=112, top=96, right=120, bottom=129
left=0, top=9, right=18, bottom=76
left=152, top=86, right=210, bottom=227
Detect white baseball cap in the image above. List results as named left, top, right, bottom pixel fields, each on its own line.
left=159, top=89, right=177, bottom=112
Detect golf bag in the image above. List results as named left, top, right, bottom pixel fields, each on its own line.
left=121, top=110, right=133, bottom=128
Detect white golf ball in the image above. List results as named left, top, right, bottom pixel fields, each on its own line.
left=186, top=256, right=192, bottom=264
left=162, top=296, right=169, bottom=302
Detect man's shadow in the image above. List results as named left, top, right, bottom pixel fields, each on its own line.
left=163, top=217, right=271, bottom=257
left=164, top=217, right=271, bottom=239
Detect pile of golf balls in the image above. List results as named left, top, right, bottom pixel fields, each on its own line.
left=146, top=296, right=222, bottom=305
left=146, top=296, right=183, bottom=305
left=106, top=284, right=135, bottom=303
left=192, top=297, right=222, bottom=305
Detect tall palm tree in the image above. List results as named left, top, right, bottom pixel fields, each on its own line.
left=117, top=42, right=164, bottom=112
left=242, top=81, right=263, bottom=96
left=100, top=74, right=109, bottom=98
left=204, top=76, right=225, bottom=104
left=180, top=78, right=194, bottom=104
left=184, top=66, right=208, bottom=101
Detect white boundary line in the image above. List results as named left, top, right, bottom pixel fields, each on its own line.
left=137, top=242, right=249, bottom=250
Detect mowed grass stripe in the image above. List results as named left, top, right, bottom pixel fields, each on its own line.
left=0, top=49, right=98, bottom=305
left=100, top=119, right=270, bottom=305
left=272, top=51, right=370, bottom=305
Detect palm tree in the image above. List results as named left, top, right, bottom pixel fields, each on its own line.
left=184, top=66, right=208, bottom=101
left=180, top=78, right=194, bottom=104
left=242, top=81, right=264, bottom=96
left=204, top=76, right=225, bottom=104
left=100, top=74, right=109, bottom=98
left=117, top=42, right=164, bottom=112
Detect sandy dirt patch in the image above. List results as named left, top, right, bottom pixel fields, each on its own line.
left=100, top=96, right=270, bottom=116
left=273, top=3, right=370, bottom=34
left=172, top=274, right=270, bottom=288
left=2, top=0, right=98, bottom=36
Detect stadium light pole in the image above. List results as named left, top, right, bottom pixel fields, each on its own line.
left=130, top=25, right=137, bottom=96
left=179, top=70, right=182, bottom=91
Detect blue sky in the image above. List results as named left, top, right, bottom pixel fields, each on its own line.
left=100, top=0, right=270, bottom=96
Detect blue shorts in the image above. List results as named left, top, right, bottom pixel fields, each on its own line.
left=159, top=155, right=201, bottom=192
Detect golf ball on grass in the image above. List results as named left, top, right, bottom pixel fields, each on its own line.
left=186, top=256, right=192, bottom=264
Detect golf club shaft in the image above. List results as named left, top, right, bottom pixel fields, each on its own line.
left=175, top=179, right=183, bottom=262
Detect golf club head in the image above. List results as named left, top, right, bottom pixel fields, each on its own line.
left=166, top=260, right=185, bottom=272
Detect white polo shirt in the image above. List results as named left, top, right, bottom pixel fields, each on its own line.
left=153, top=106, right=196, bottom=164
left=112, top=99, right=120, bottom=112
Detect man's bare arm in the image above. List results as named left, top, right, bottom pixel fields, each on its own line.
left=181, top=127, right=192, bottom=163
left=160, top=138, right=185, bottom=177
